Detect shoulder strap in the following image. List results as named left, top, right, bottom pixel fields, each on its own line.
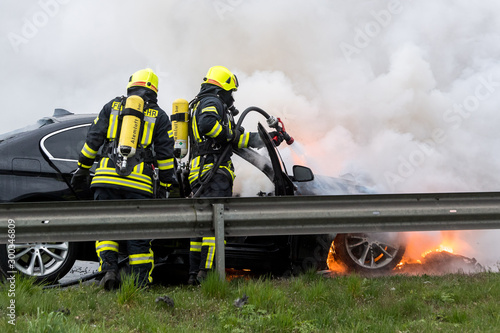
left=187, top=93, right=229, bottom=160
left=191, top=93, right=228, bottom=123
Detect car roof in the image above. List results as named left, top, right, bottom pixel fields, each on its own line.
left=0, top=110, right=95, bottom=142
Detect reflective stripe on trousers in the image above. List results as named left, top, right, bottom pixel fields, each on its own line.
left=189, top=237, right=226, bottom=273
left=129, top=247, right=154, bottom=284
left=96, top=240, right=119, bottom=272
left=189, top=237, right=215, bottom=271
left=202, top=237, right=216, bottom=270
left=95, top=239, right=154, bottom=284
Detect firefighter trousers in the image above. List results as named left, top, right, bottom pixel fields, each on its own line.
left=94, top=187, right=154, bottom=285
left=189, top=172, right=231, bottom=276
left=189, top=237, right=216, bottom=275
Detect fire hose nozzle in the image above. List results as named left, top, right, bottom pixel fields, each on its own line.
left=282, top=131, right=294, bottom=145
left=266, top=116, right=278, bottom=128
left=274, top=117, right=294, bottom=145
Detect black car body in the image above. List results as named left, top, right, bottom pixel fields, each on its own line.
left=0, top=109, right=406, bottom=283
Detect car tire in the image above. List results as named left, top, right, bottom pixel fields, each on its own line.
left=333, top=233, right=405, bottom=273
left=0, top=241, right=77, bottom=283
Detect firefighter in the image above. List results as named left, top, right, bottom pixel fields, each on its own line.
left=187, top=66, right=284, bottom=285
left=71, top=68, right=176, bottom=290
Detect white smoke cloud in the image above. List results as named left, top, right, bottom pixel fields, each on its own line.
left=1, top=0, right=499, bottom=268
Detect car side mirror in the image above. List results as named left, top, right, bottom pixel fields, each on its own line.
left=292, top=165, right=314, bottom=182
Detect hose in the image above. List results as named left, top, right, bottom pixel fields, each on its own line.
left=42, top=257, right=129, bottom=290
left=192, top=106, right=271, bottom=198
left=43, top=270, right=105, bottom=289
left=235, top=106, right=272, bottom=129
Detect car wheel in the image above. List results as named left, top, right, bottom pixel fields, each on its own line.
left=0, top=242, right=77, bottom=283
left=333, top=233, right=405, bottom=273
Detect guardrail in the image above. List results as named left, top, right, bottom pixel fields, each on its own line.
left=2, top=192, right=500, bottom=278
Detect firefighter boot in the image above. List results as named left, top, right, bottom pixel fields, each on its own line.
left=187, top=273, right=199, bottom=286
left=100, top=270, right=119, bottom=291
left=196, top=269, right=208, bottom=283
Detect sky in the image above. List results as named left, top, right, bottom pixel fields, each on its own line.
left=1, top=0, right=500, bottom=269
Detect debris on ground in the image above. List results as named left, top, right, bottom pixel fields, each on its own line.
left=396, top=251, right=484, bottom=275
left=234, top=294, right=249, bottom=308
left=155, top=295, right=175, bottom=308
left=55, top=308, right=71, bottom=316
left=321, top=251, right=485, bottom=277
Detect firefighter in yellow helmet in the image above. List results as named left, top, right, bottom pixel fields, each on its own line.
left=187, top=66, right=284, bottom=285
left=71, top=68, right=176, bottom=290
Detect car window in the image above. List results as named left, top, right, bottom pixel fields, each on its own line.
left=42, top=124, right=90, bottom=161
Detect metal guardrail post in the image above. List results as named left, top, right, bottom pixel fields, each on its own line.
left=213, top=204, right=225, bottom=280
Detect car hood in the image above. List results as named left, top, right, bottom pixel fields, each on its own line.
left=295, top=174, right=374, bottom=196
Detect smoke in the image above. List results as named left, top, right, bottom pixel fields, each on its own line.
left=1, top=0, right=500, bottom=269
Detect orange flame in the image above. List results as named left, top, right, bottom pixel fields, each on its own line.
left=421, top=245, right=454, bottom=258
left=326, top=242, right=348, bottom=273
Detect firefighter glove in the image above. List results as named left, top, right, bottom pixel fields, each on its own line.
left=232, top=126, right=244, bottom=143
left=248, top=132, right=265, bottom=149
left=269, top=131, right=284, bottom=146
left=70, top=167, right=91, bottom=190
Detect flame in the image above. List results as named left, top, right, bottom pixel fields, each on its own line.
left=325, top=236, right=460, bottom=274
left=326, top=241, right=348, bottom=274
left=399, top=231, right=465, bottom=264
left=396, top=244, right=455, bottom=269
left=421, top=245, right=454, bottom=258
left=397, top=237, right=455, bottom=265
left=225, top=268, right=253, bottom=281
left=326, top=231, right=479, bottom=275
left=393, top=231, right=483, bottom=275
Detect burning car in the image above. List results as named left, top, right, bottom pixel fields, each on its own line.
left=0, top=109, right=406, bottom=283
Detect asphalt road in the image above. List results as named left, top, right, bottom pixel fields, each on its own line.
left=58, top=260, right=100, bottom=285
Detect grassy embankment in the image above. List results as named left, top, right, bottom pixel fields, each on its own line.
left=1, top=270, right=499, bottom=332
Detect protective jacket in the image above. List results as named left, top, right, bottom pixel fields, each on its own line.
left=77, top=89, right=175, bottom=197
left=188, top=84, right=260, bottom=186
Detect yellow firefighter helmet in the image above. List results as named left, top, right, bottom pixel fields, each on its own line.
left=127, top=68, right=159, bottom=93
left=203, top=66, right=239, bottom=91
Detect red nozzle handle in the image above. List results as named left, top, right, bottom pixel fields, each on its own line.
left=277, top=118, right=294, bottom=145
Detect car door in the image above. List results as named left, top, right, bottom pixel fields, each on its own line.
left=223, top=122, right=299, bottom=273
left=40, top=123, right=94, bottom=200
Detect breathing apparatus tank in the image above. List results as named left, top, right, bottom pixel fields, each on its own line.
left=117, top=95, right=144, bottom=174
left=172, top=98, right=189, bottom=158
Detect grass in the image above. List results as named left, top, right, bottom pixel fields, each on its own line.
left=1, top=271, right=499, bottom=332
